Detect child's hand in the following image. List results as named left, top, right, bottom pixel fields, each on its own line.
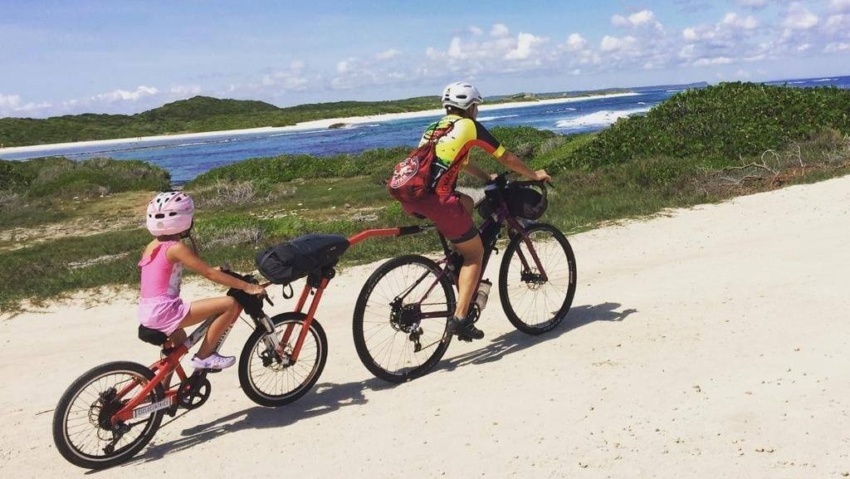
left=244, top=283, right=266, bottom=296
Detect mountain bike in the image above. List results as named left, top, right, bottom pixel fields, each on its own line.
left=352, top=173, right=577, bottom=383
left=51, top=268, right=340, bottom=470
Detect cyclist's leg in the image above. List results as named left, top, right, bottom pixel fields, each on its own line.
left=444, top=193, right=485, bottom=339
left=178, top=296, right=239, bottom=358
left=456, top=191, right=475, bottom=216
left=401, top=193, right=484, bottom=338
left=452, top=233, right=483, bottom=320
left=440, top=192, right=482, bottom=319
left=164, top=328, right=187, bottom=348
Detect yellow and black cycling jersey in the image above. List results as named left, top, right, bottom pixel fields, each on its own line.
left=419, top=114, right=506, bottom=195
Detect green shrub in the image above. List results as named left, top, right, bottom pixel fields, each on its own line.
left=2, top=156, right=170, bottom=199
left=557, top=82, right=850, bottom=171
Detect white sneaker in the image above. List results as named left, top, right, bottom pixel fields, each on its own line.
left=191, top=352, right=236, bottom=370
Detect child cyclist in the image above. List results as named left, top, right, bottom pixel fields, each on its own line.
left=139, top=191, right=266, bottom=370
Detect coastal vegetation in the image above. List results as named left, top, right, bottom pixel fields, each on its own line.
left=1, top=82, right=849, bottom=312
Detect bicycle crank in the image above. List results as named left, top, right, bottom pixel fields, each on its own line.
left=177, top=372, right=211, bottom=409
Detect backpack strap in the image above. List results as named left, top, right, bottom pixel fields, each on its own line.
left=424, top=118, right=458, bottom=144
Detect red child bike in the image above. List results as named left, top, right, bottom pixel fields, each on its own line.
left=51, top=259, right=349, bottom=469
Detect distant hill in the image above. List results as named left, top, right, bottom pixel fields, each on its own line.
left=0, top=94, right=447, bottom=147
left=139, top=96, right=281, bottom=121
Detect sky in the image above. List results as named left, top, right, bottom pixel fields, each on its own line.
left=1, top=0, right=849, bottom=119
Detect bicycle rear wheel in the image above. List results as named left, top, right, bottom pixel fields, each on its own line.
left=499, top=223, right=577, bottom=335
left=238, top=312, right=328, bottom=407
left=353, top=255, right=456, bottom=383
left=52, top=361, right=165, bottom=470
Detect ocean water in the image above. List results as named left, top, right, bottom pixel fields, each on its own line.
left=3, top=75, right=848, bottom=184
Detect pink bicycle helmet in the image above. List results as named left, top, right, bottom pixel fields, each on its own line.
left=146, top=191, right=194, bottom=236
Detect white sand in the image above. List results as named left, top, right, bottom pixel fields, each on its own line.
left=2, top=174, right=849, bottom=477
left=0, top=93, right=638, bottom=156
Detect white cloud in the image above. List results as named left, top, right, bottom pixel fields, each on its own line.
left=565, top=33, right=587, bottom=51
left=824, top=14, right=850, bottom=34
left=505, top=32, right=546, bottom=60
left=169, top=85, right=202, bottom=97
left=447, top=37, right=465, bottom=60
left=829, top=0, right=850, bottom=13
left=491, top=24, right=510, bottom=38
left=783, top=3, right=819, bottom=30
left=735, top=0, right=768, bottom=9
left=0, top=95, right=53, bottom=118
left=92, top=86, right=159, bottom=103
left=693, top=56, right=734, bottom=66
left=0, top=93, right=21, bottom=110
left=682, top=27, right=700, bottom=42
left=600, top=35, right=637, bottom=52
left=376, top=49, right=401, bottom=61
left=258, top=61, right=309, bottom=90
left=612, top=10, right=663, bottom=30
left=825, top=41, right=850, bottom=51
left=722, top=12, right=759, bottom=30
left=424, top=24, right=551, bottom=77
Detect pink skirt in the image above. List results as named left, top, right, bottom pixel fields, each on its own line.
left=138, top=296, right=190, bottom=336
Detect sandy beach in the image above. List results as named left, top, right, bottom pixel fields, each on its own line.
left=0, top=93, right=637, bottom=157
left=1, top=174, right=849, bottom=478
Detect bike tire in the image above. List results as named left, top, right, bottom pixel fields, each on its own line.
left=238, top=312, right=328, bottom=407
left=52, top=361, right=165, bottom=470
left=499, top=223, right=577, bottom=335
left=353, top=254, right=456, bottom=383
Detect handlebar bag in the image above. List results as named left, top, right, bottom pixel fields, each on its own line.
left=506, top=185, right=547, bottom=220
left=256, top=233, right=350, bottom=285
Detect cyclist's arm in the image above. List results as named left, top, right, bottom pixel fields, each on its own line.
left=167, top=242, right=265, bottom=295
left=464, top=162, right=493, bottom=182
left=464, top=118, right=549, bottom=182
left=494, top=150, right=551, bottom=182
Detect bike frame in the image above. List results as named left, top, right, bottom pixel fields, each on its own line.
left=350, top=182, right=551, bottom=320
left=111, top=314, right=232, bottom=424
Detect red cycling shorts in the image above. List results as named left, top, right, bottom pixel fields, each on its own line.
left=401, top=193, right=478, bottom=243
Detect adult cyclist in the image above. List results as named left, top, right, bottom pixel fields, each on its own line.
left=398, top=81, right=551, bottom=341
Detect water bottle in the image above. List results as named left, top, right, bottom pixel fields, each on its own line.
left=475, top=279, right=492, bottom=312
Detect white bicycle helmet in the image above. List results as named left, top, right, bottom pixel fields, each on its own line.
left=441, top=82, right=483, bottom=110
left=146, top=191, right=194, bottom=236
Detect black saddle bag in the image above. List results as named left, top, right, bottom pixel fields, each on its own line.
left=256, top=233, right=350, bottom=285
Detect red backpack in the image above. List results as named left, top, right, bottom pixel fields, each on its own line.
left=387, top=120, right=457, bottom=202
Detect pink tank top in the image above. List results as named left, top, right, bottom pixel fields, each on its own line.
left=138, top=241, right=183, bottom=299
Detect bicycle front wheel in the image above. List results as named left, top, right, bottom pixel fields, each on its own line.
left=499, top=223, right=577, bottom=335
left=239, top=312, right=328, bottom=407
left=52, top=361, right=165, bottom=470
left=353, top=255, right=456, bottom=383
